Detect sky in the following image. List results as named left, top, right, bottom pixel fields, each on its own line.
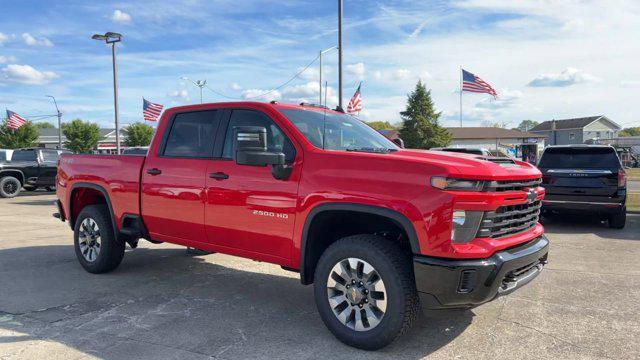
left=0, top=0, right=639, bottom=130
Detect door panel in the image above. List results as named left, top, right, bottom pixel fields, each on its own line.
left=38, top=150, right=59, bottom=185
left=204, top=109, right=299, bottom=260
left=141, top=109, right=220, bottom=243
left=142, top=158, right=209, bottom=242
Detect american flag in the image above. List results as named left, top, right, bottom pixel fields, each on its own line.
left=346, top=82, right=362, bottom=114
left=6, top=110, right=27, bottom=130
left=143, top=98, right=163, bottom=122
left=462, top=69, right=497, bottom=98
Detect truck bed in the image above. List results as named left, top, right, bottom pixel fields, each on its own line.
left=57, top=154, right=146, bottom=230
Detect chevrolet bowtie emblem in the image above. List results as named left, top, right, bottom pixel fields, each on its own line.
left=525, top=188, right=537, bottom=203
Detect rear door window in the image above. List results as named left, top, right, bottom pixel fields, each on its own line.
left=42, top=150, right=59, bottom=162
left=539, top=147, right=620, bottom=169
left=163, top=110, right=219, bottom=158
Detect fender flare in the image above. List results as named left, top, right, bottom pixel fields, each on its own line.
left=299, top=202, right=420, bottom=284
left=0, top=169, right=26, bottom=184
left=69, top=182, right=118, bottom=237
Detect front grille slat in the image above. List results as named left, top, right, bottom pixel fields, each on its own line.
left=485, top=178, right=542, bottom=192
left=477, top=200, right=541, bottom=239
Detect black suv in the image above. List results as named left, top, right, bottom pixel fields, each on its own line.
left=538, top=145, right=626, bottom=228
left=0, top=148, right=70, bottom=198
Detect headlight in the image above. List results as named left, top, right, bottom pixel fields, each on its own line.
left=451, top=210, right=483, bottom=243
left=431, top=177, right=484, bottom=191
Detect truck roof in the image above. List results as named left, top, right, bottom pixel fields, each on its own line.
left=164, top=101, right=346, bottom=117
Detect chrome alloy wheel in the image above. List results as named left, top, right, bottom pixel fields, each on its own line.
left=78, top=218, right=101, bottom=262
left=327, top=258, right=387, bottom=331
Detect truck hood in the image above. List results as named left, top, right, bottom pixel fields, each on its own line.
left=389, top=149, right=541, bottom=180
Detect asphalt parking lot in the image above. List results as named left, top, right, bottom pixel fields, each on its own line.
left=1, top=192, right=639, bottom=359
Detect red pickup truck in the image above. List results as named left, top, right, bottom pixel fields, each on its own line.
left=55, top=101, right=548, bottom=349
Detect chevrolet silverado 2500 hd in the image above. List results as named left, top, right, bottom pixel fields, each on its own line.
left=55, top=102, right=548, bottom=349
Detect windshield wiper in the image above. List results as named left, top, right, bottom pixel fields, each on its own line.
left=346, top=147, right=397, bottom=153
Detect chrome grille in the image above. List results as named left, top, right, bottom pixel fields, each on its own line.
left=477, top=200, right=541, bottom=238
left=484, top=178, right=542, bottom=192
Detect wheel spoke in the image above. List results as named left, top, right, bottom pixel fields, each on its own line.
left=326, top=257, right=386, bottom=332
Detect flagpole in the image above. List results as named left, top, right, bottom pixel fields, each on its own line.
left=459, top=66, right=463, bottom=127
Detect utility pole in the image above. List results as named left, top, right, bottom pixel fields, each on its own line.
left=92, top=32, right=123, bottom=154
left=181, top=77, right=207, bottom=104
left=46, top=95, right=62, bottom=149
left=338, top=0, right=343, bottom=110
left=319, top=46, right=337, bottom=105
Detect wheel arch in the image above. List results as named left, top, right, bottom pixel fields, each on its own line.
left=299, top=203, right=420, bottom=285
left=69, top=182, right=118, bottom=237
left=0, top=169, right=25, bottom=185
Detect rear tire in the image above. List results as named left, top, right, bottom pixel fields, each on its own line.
left=609, top=209, right=626, bottom=229
left=0, top=176, right=22, bottom=198
left=74, top=205, right=125, bottom=273
left=313, top=234, right=419, bottom=350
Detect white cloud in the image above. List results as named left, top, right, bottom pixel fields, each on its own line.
left=241, top=88, right=282, bottom=102
left=620, top=80, right=640, bottom=88
left=346, top=62, right=365, bottom=79
left=168, top=89, right=188, bottom=99
left=22, top=33, right=53, bottom=47
left=393, top=68, right=411, bottom=80
left=0, top=33, right=8, bottom=44
left=475, top=89, right=523, bottom=109
left=229, top=82, right=242, bottom=90
left=527, top=67, right=599, bottom=87
left=0, top=55, right=16, bottom=64
left=1, top=64, right=58, bottom=84
left=111, top=10, right=132, bottom=24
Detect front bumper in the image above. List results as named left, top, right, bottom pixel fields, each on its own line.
left=414, top=235, right=548, bottom=309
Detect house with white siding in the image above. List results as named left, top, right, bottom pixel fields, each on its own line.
left=530, top=116, right=621, bottom=145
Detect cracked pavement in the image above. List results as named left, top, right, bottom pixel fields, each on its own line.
left=1, top=191, right=639, bottom=359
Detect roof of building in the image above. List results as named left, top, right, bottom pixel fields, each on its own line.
left=445, top=127, right=546, bottom=139
left=530, top=116, right=620, bottom=131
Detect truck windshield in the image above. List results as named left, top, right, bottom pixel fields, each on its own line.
left=538, top=147, right=620, bottom=169
left=278, top=108, right=399, bottom=152
left=11, top=149, right=37, bottom=162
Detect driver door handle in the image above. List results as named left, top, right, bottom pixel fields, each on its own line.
left=147, top=168, right=162, bottom=175
left=209, top=172, right=229, bottom=180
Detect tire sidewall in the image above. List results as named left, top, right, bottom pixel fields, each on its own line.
left=0, top=176, right=21, bottom=198
left=314, top=237, right=410, bottom=349
left=73, top=205, right=123, bottom=273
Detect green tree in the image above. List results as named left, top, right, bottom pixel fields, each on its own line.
left=34, top=122, right=55, bottom=129
left=516, top=120, right=539, bottom=132
left=365, top=121, right=396, bottom=131
left=124, top=122, right=155, bottom=147
left=0, top=120, right=39, bottom=148
left=619, top=127, right=640, bottom=137
left=398, top=81, right=451, bottom=149
left=63, top=119, right=101, bottom=153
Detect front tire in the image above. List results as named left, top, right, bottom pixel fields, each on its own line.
left=0, top=176, right=22, bottom=198
left=609, top=209, right=626, bottom=229
left=74, top=205, right=125, bottom=273
left=313, top=234, right=419, bottom=350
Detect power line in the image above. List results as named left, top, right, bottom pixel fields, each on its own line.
left=202, top=53, right=321, bottom=100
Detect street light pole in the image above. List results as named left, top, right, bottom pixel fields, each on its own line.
left=338, top=0, right=343, bottom=110
left=92, top=32, right=123, bottom=154
left=46, top=95, right=62, bottom=149
left=319, top=46, right=337, bottom=105
left=181, top=77, right=207, bottom=104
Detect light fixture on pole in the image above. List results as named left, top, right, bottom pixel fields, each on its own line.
left=181, top=77, right=207, bottom=104
left=319, top=46, right=337, bottom=105
left=45, top=95, right=62, bottom=149
left=92, top=32, right=123, bottom=154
